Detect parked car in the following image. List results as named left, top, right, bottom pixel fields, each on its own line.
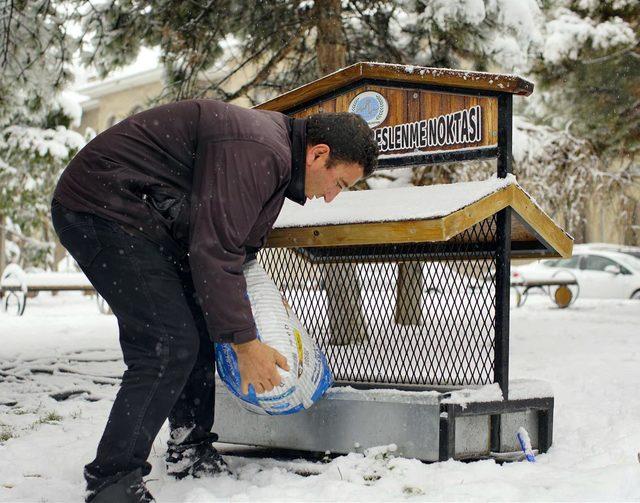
left=573, top=242, right=640, bottom=260
left=512, top=250, right=640, bottom=300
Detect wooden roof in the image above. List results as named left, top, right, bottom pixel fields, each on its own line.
left=256, top=62, right=534, bottom=113
left=266, top=181, right=573, bottom=259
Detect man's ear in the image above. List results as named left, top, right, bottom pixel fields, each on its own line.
left=308, top=143, right=330, bottom=161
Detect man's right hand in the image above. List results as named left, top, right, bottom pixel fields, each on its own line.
left=231, top=339, right=290, bottom=395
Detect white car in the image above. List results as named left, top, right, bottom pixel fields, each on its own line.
left=573, top=242, right=640, bottom=260
left=512, top=250, right=640, bottom=300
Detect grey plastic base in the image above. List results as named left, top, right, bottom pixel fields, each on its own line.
left=214, top=380, right=553, bottom=462
left=214, top=384, right=441, bottom=461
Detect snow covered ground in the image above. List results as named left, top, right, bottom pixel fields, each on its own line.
left=1, top=292, right=639, bottom=502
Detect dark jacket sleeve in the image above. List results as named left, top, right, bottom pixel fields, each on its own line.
left=188, top=139, right=285, bottom=344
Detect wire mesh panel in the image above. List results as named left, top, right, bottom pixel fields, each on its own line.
left=258, top=215, right=498, bottom=390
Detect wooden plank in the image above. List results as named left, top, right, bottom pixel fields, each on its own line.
left=266, top=219, right=446, bottom=248
left=318, top=99, right=336, bottom=113
left=292, top=104, right=321, bottom=118
left=396, top=262, right=424, bottom=325
left=510, top=217, right=540, bottom=243
left=511, top=249, right=563, bottom=260
left=325, top=262, right=368, bottom=345
left=443, top=185, right=572, bottom=255
left=335, top=87, right=360, bottom=115
left=381, top=87, right=405, bottom=128
left=442, top=186, right=512, bottom=241
left=257, top=62, right=534, bottom=113
left=263, top=64, right=363, bottom=113
left=362, top=63, right=533, bottom=96
left=407, top=89, right=422, bottom=124
left=509, top=186, right=574, bottom=258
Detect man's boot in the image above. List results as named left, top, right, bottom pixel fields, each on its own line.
left=86, top=468, right=154, bottom=503
left=166, top=435, right=229, bottom=479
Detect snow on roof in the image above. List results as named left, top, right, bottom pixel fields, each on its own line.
left=361, top=61, right=524, bottom=83
left=274, top=175, right=517, bottom=229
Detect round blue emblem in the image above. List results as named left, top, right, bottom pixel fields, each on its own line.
left=348, top=91, right=389, bottom=127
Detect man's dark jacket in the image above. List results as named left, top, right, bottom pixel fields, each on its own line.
left=53, top=99, right=307, bottom=344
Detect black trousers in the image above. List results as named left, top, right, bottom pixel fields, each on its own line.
left=51, top=199, right=216, bottom=493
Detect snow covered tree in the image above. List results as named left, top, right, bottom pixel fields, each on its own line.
left=0, top=0, right=76, bottom=127
left=71, top=0, right=353, bottom=103
left=72, top=0, right=546, bottom=103
left=0, top=1, right=86, bottom=271
left=0, top=95, right=86, bottom=269
left=520, top=0, right=639, bottom=243
left=530, top=0, right=639, bottom=160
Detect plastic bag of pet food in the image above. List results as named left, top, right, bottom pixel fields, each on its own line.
left=215, top=260, right=333, bottom=415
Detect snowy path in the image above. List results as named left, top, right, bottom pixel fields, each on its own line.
left=0, top=292, right=639, bottom=502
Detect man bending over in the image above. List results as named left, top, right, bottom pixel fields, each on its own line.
left=51, top=99, right=378, bottom=502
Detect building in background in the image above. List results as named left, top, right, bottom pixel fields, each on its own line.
left=74, top=47, right=252, bottom=134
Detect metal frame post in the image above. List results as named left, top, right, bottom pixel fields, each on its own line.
left=495, top=93, right=513, bottom=401
left=538, top=400, right=554, bottom=453
left=439, top=403, right=457, bottom=460
left=494, top=209, right=511, bottom=400
left=497, top=94, right=513, bottom=177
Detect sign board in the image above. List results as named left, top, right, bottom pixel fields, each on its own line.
left=291, top=86, right=497, bottom=159
left=257, top=62, right=532, bottom=167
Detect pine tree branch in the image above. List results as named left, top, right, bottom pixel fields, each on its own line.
left=212, top=20, right=308, bottom=90
left=185, top=0, right=217, bottom=27
left=1, top=0, right=14, bottom=69
left=80, top=0, right=111, bottom=68
left=0, top=225, right=53, bottom=249
left=221, top=33, right=302, bottom=102
left=348, top=1, right=405, bottom=63
left=583, top=47, right=636, bottom=65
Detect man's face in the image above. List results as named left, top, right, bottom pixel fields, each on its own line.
left=304, top=144, right=364, bottom=203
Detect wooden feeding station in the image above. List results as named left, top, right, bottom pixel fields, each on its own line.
left=214, top=63, right=573, bottom=461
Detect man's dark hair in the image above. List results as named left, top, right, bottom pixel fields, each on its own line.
left=306, top=112, right=379, bottom=176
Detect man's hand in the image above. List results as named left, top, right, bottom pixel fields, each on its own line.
left=231, top=339, right=290, bottom=395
